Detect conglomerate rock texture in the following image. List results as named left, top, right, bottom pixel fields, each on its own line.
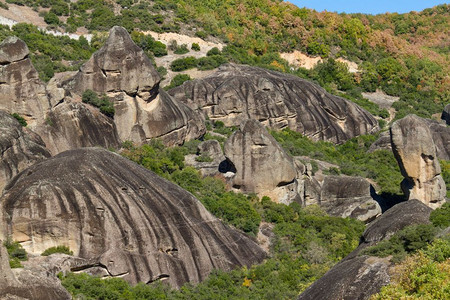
left=390, top=114, right=446, bottom=208
left=168, top=63, right=379, bottom=143
left=65, top=26, right=205, bottom=146
left=0, top=110, right=50, bottom=193
left=0, top=37, right=49, bottom=127
left=0, top=148, right=265, bottom=288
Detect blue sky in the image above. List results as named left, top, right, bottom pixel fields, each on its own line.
left=288, top=0, right=448, bottom=14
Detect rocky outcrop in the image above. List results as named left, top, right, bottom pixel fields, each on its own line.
left=442, top=104, right=450, bottom=125
left=370, top=118, right=450, bottom=160
left=299, top=199, right=433, bottom=300
left=0, top=242, right=71, bottom=300
left=361, top=199, right=432, bottom=245
left=185, top=140, right=226, bottom=177
left=0, top=148, right=265, bottom=288
left=298, top=256, right=390, bottom=300
left=65, top=26, right=205, bottom=146
left=34, top=100, right=121, bottom=155
left=224, top=119, right=300, bottom=204
left=168, top=64, right=379, bottom=144
left=0, top=37, right=49, bottom=127
left=0, top=110, right=50, bottom=193
left=390, top=114, right=446, bottom=208
left=314, top=175, right=381, bottom=223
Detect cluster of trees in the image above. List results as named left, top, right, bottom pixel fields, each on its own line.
left=170, top=48, right=228, bottom=71
left=270, top=129, right=403, bottom=195
left=82, top=90, right=115, bottom=118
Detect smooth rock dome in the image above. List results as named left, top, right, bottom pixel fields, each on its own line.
left=0, top=148, right=265, bottom=288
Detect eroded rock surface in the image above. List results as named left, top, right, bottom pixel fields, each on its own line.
left=65, top=26, right=205, bottom=146
left=0, top=110, right=50, bottom=192
left=169, top=64, right=379, bottom=143
left=0, top=37, right=49, bottom=127
left=390, top=114, right=446, bottom=208
left=298, top=256, right=390, bottom=300
left=185, top=140, right=226, bottom=177
left=0, top=242, right=70, bottom=300
left=0, top=148, right=265, bottom=288
left=34, top=100, right=121, bottom=155
left=224, top=119, right=299, bottom=204
left=315, top=176, right=381, bottom=223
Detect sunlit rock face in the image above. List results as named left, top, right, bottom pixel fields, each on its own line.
left=0, top=148, right=266, bottom=288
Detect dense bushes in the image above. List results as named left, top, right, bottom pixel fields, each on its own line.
left=11, top=113, right=27, bottom=127
left=164, top=74, right=191, bottom=90
left=271, top=128, right=403, bottom=194
left=82, top=90, right=115, bottom=118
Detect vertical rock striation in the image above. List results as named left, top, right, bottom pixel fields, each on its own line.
left=0, top=148, right=265, bottom=288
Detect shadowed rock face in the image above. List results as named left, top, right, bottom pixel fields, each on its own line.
left=169, top=64, right=379, bottom=143
left=442, top=104, right=450, bottom=125
left=34, top=101, right=121, bottom=155
left=65, top=26, right=205, bottom=146
left=0, top=110, right=50, bottom=192
left=224, top=119, right=299, bottom=204
left=0, top=148, right=265, bottom=288
left=390, top=114, right=446, bottom=208
left=0, top=37, right=49, bottom=127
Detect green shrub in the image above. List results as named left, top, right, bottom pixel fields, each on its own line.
left=41, top=245, right=73, bottom=256
left=3, top=238, right=27, bottom=268
left=164, top=74, right=191, bottom=90
left=82, top=90, right=115, bottom=118
left=191, top=43, right=200, bottom=51
left=44, top=12, right=60, bottom=25
left=11, top=113, right=27, bottom=127
left=207, top=47, right=221, bottom=56
left=430, top=202, right=450, bottom=228
left=170, top=56, right=197, bottom=71
left=195, top=154, right=213, bottom=162
left=174, top=44, right=189, bottom=54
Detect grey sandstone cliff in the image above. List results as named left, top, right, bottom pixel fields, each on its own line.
left=168, top=64, right=378, bottom=143
left=0, top=148, right=265, bottom=288
left=0, top=110, right=50, bottom=193
left=224, top=119, right=300, bottom=204
left=390, top=114, right=446, bottom=208
left=0, top=37, right=49, bottom=127
left=65, top=26, right=205, bottom=146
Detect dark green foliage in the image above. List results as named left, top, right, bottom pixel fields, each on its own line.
left=43, top=12, right=60, bottom=25
left=271, top=128, right=403, bottom=194
left=195, top=154, right=213, bottom=162
left=164, top=74, right=191, bottom=90
left=361, top=224, right=439, bottom=261
left=206, top=47, right=221, bottom=56
left=174, top=44, right=189, bottom=54
left=3, top=238, right=27, bottom=268
left=191, top=42, right=200, bottom=51
left=11, top=113, right=27, bottom=127
left=430, top=202, right=450, bottom=228
left=82, top=90, right=115, bottom=118
left=211, top=121, right=238, bottom=137
left=170, top=56, right=197, bottom=71
left=131, top=31, right=167, bottom=57
left=196, top=55, right=227, bottom=70
left=41, top=245, right=73, bottom=256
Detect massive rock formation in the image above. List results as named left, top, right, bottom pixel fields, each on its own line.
left=0, top=37, right=49, bottom=127
left=185, top=139, right=226, bottom=177
left=224, top=119, right=300, bottom=204
left=168, top=64, right=379, bottom=144
left=0, top=148, right=265, bottom=288
left=0, top=110, right=50, bottom=192
left=34, top=100, right=121, bottom=155
left=390, top=114, right=446, bottom=208
left=308, top=175, right=381, bottom=222
left=299, top=200, right=433, bottom=300
left=370, top=117, right=450, bottom=160
left=65, top=26, right=205, bottom=146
